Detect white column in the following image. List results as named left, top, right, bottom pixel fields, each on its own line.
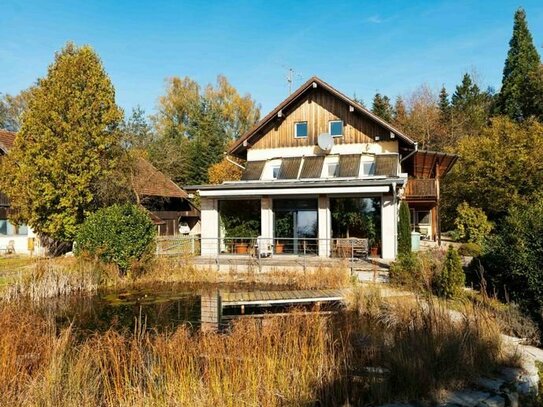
left=200, top=197, right=219, bottom=256
left=261, top=196, right=273, bottom=239
left=318, top=195, right=331, bottom=257
left=381, top=194, right=397, bottom=260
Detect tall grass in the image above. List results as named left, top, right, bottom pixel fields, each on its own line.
left=0, top=287, right=517, bottom=406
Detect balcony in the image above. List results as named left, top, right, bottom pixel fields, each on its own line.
left=404, top=178, right=437, bottom=201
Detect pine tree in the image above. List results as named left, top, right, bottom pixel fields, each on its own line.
left=498, top=8, right=542, bottom=120
left=451, top=73, right=488, bottom=137
left=438, top=86, right=451, bottom=123
left=0, top=43, right=124, bottom=245
left=392, top=96, right=408, bottom=130
left=398, top=200, right=411, bottom=255
left=371, top=93, right=394, bottom=122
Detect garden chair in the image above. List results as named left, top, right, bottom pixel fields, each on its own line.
left=6, top=240, right=15, bottom=254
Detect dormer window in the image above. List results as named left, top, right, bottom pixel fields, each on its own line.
left=294, top=121, right=308, bottom=138
left=361, top=161, right=375, bottom=176
left=272, top=165, right=281, bottom=179
left=327, top=163, right=339, bottom=178
left=329, top=120, right=343, bottom=137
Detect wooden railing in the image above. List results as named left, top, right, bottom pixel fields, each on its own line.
left=404, top=178, right=437, bottom=199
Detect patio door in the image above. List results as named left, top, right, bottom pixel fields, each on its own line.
left=273, top=199, right=318, bottom=254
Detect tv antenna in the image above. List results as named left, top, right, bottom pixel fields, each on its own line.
left=286, top=68, right=303, bottom=94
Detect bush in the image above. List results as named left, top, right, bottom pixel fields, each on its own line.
left=458, top=242, right=482, bottom=257
left=390, top=252, right=423, bottom=289
left=454, top=202, right=492, bottom=245
left=480, top=199, right=543, bottom=310
left=433, top=246, right=465, bottom=299
left=75, top=204, right=156, bottom=273
left=398, top=200, right=411, bottom=255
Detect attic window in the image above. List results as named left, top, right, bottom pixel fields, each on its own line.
left=329, top=120, right=343, bottom=137
left=294, top=121, right=308, bottom=138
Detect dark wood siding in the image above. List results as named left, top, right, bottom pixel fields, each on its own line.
left=251, top=88, right=395, bottom=150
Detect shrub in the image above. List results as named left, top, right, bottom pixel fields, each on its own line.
left=390, top=252, right=423, bottom=289
left=480, top=199, right=543, bottom=310
left=433, top=245, right=465, bottom=299
left=398, top=200, right=411, bottom=255
left=458, top=242, right=482, bottom=257
left=75, top=204, right=156, bottom=273
left=454, top=202, right=492, bottom=245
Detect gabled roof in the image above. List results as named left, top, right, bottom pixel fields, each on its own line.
left=229, top=76, right=416, bottom=157
left=0, top=130, right=16, bottom=154
left=132, top=157, right=188, bottom=199
left=404, top=150, right=458, bottom=179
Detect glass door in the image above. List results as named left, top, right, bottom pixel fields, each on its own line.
left=273, top=199, right=318, bottom=254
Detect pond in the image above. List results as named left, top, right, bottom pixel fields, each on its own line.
left=28, top=282, right=339, bottom=336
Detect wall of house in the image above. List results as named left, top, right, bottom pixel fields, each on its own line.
left=250, top=88, right=396, bottom=151
left=0, top=227, right=45, bottom=256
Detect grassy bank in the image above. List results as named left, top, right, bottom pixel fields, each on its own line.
left=0, top=286, right=517, bottom=406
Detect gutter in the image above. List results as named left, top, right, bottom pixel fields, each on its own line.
left=400, top=142, right=418, bottom=163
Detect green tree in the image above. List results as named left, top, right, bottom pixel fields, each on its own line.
left=398, top=200, right=411, bottom=255
left=433, top=245, right=464, bottom=299
left=451, top=73, right=490, bottom=138
left=441, top=116, right=543, bottom=225
left=0, top=43, right=125, bottom=248
left=371, top=93, right=393, bottom=122
left=497, top=8, right=542, bottom=120
left=122, top=106, right=154, bottom=150
left=454, top=202, right=493, bottom=245
left=438, top=85, right=451, bottom=125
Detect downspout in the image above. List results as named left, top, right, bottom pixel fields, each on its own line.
left=224, top=153, right=245, bottom=170
left=392, top=181, right=398, bottom=258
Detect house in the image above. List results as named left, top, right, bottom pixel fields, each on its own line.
left=187, top=77, right=457, bottom=260
left=132, top=157, right=200, bottom=236
left=0, top=129, right=199, bottom=254
left=0, top=130, right=44, bottom=255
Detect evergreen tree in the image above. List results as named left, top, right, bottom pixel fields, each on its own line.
left=497, top=8, right=542, bottom=120
left=451, top=73, right=488, bottom=137
left=0, top=43, right=124, bottom=246
left=392, top=96, right=408, bottom=130
left=122, top=106, right=154, bottom=150
left=372, top=93, right=394, bottom=122
left=438, top=85, right=451, bottom=124
left=398, top=200, right=411, bottom=255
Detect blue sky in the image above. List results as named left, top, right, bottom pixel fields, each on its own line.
left=1, top=1, right=543, bottom=117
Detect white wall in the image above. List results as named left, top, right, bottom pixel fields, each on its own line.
left=0, top=227, right=45, bottom=256
left=381, top=194, right=397, bottom=260
left=247, top=141, right=399, bottom=162
left=200, top=198, right=219, bottom=256
left=318, top=195, right=331, bottom=257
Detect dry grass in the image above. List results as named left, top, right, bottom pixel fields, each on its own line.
left=131, top=257, right=352, bottom=290
left=0, top=285, right=518, bottom=406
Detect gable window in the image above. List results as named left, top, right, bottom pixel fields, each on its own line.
left=329, top=120, right=343, bottom=137
left=361, top=161, right=375, bottom=176
left=272, top=165, right=281, bottom=179
left=327, top=163, right=339, bottom=178
left=294, top=121, right=308, bottom=138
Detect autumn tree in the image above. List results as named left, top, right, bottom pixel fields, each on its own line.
left=0, top=43, right=125, bottom=250
left=441, top=116, right=543, bottom=226
left=497, top=8, right=542, bottom=120
left=0, top=89, right=32, bottom=131
left=150, top=75, right=260, bottom=185
left=208, top=157, right=243, bottom=184
left=371, top=93, right=393, bottom=122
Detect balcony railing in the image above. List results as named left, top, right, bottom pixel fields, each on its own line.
left=404, top=178, right=437, bottom=200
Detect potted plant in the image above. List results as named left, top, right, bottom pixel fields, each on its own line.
left=274, top=216, right=292, bottom=254
left=227, top=222, right=259, bottom=254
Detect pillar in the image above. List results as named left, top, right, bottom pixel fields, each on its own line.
left=318, top=195, right=331, bottom=257
left=261, top=196, right=273, bottom=239
left=200, top=197, right=219, bottom=256
left=381, top=194, right=397, bottom=260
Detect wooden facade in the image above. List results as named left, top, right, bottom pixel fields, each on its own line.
left=252, top=88, right=390, bottom=150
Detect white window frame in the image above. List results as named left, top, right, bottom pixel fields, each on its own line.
left=271, top=165, right=281, bottom=179
left=329, top=120, right=344, bottom=137
left=294, top=121, right=308, bottom=138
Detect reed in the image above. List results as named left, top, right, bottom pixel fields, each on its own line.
left=0, top=287, right=517, bottom=406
